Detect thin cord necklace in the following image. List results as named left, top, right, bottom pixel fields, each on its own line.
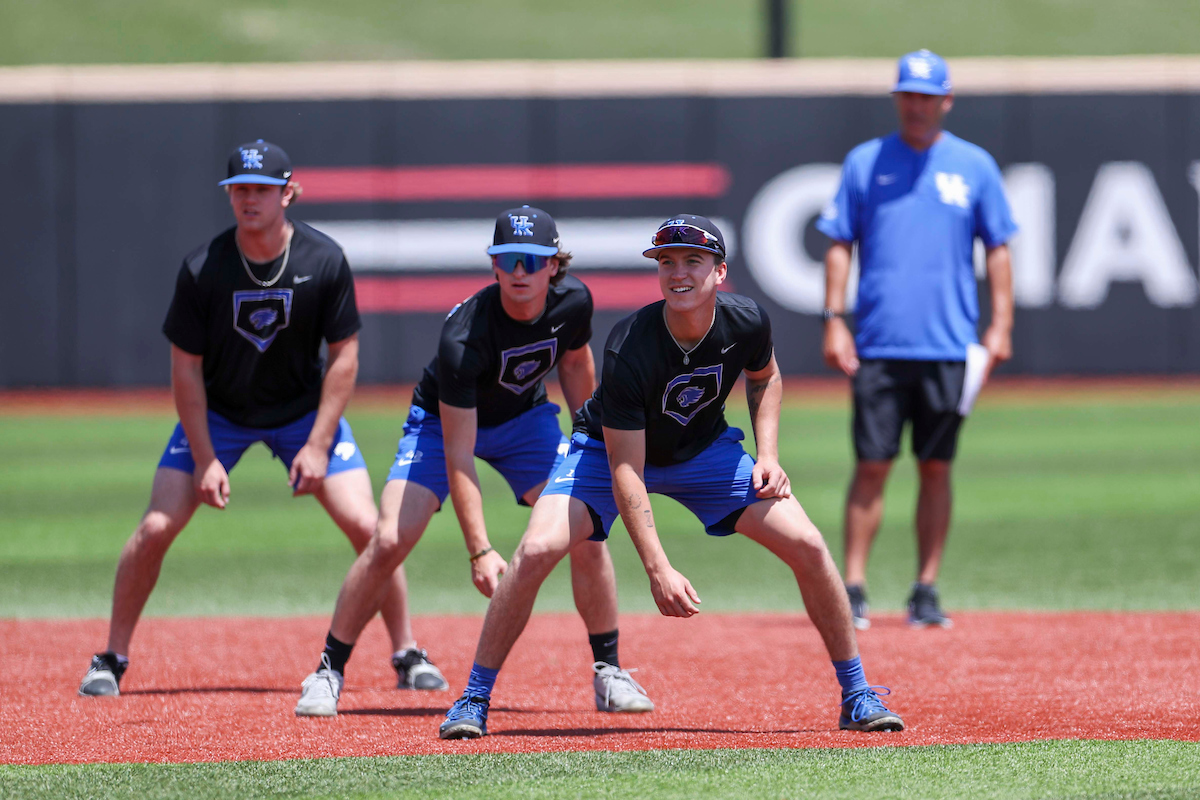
left=662, top=304, right=715, bottom=365
left=237, top=227, right=292, bottom=288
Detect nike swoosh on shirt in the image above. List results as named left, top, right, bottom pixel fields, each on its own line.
left=551, top=323, right=565, bottom=333
left=877, top=174, right=898, bottom=185
left=294, top=275, right=313, bottom=284
left=168, top=446, right=190, bottom=454
left=554, top=476, right=576, bottom=483
left=721, top=343, right=737, bottom=353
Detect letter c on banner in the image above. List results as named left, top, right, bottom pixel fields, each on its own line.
left=742, top=163, right=847, bottom=314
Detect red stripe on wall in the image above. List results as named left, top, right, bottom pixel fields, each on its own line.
left=297, top=163, right=730, bottom=203
left=355, top=274, right=734, bottom=314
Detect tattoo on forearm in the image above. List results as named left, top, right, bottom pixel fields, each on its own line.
left=627, top=493, right=643, bottom=510
left=643, top=509, right=654, bottom=529
left=747, top=374, right=780, bottom=418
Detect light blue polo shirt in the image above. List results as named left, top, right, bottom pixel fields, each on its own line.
left=817, top=131, right=1017, bottom=361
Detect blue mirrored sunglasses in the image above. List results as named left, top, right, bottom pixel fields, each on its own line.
left=492, top=252, right=553, bottom=273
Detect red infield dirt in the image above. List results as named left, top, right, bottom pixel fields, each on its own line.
left=3, top=611, right=1198, bottom=765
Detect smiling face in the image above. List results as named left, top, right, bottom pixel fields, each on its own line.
left=655, top=247, right=727, bottom=314
left=893, top=91, right=953, bottom=148
left=492, top=255, right=560, bottom=311
left=226, top=183, right=293, bottom=233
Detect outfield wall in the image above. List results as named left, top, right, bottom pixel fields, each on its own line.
left=2, top=58, right=1200, bottom=386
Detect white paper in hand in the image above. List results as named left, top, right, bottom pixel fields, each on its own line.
left=956, top=343, right=990, bottom=416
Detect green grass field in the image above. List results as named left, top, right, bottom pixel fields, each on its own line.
left=3, top=394, right=1199, bottom=620
left=4, top=0, right=1200, bottom=65
left=4, top=390, right=1199, bottom=798
left=6, top=740, right=1200, bottom=800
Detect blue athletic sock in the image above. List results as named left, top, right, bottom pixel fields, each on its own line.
left=832, top=656, right=869, bottom=697
left=465, top=663, right=499, bottom=700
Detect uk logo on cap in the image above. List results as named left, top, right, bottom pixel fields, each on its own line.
left=510, top=215, right=534, bottom=236
left=241, top=148, right=264, bottom=170
left=893, top=49, right=951, bottom=96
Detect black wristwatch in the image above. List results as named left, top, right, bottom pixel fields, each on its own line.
left=822, top=308, right=848, bottom=323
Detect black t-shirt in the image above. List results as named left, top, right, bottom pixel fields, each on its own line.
left=161, top=220, right=362, bottom=429
left=576, top=292, right=773, bottom=466
left=412, top=275, right=593, bottom=428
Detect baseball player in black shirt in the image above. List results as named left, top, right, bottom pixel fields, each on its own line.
left=441, top=215, right=904, bottom=739
left=295, top=207, right=654, bottom=717
left=78, top=141, right=431, bottom=697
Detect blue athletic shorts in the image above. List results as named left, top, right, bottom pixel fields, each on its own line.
left=157, top=409, right=368, bottom=478
left=541, top=427, right=760, bottom=541
left=386, top=402, right=568, bottom=507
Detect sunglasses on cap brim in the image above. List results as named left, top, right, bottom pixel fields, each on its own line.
left=492, top=252, right=554, bottom=274
left=648, top=223, right=725, bottom=256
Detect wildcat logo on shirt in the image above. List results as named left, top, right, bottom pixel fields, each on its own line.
left=662, top=365, right=723, bottom=425
left=233, top=290, right=293, bottom=352
left=498, top=338, right=558, bottom=395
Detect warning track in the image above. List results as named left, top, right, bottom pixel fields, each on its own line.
left=4, top=612, right=1197, bottom=765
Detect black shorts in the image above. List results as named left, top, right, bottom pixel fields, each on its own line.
left=852, top=359, right=967, bottom=462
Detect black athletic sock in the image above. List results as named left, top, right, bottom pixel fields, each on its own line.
left=589, top=629, right=619, bottom=668
left=321, top=632, right=354, bottom=676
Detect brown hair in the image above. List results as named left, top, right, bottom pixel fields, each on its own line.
left=550, top=249, right=573, bottom=285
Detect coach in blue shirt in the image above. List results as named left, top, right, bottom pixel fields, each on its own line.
left=816, top=50, right=1016, bottom=630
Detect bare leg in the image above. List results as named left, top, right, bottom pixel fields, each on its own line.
left=518, top=482, right=619, bottom=637
left=474, top=494, right=596, bottom=668
left=568, top=540, right=620, bottom=635
left=915, top=459, right=952, bottom=585
left=328, top=479, right=439, bottom=646
left=842, top=460, right=892, bottom=587
left=316, top=469, right=416, bottom=653
left=106, top=468, right=200, bottom=655
left=737, top=496, right=858, bottom=662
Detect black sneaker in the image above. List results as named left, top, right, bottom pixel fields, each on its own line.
left=392, top=648, right=449, bottom=691
left=846, top=584, right=870, bottom=630
left=78, top=652, right=128, bottom=697
left=907, top=583, right=952, bottom=628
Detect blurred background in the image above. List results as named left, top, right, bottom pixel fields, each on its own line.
left=3, top=0, right=1200, bottom=386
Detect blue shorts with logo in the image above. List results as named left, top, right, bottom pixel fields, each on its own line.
left=541, top=427, right=760, bottom=541
left=158, top=409, right=368, bottom=478
left=386, top=402, right=567, bottom=507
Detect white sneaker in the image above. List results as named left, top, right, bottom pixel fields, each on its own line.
left=392, top=648, right=449, bottom=691
left=78, top=653, right=126, bottom=697
left=593, top=662, right=655, bottom=713
left=295, top=654, right=344, bottom=717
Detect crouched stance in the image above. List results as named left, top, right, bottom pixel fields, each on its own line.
left=296, top=207, right=653, bottom=717
left=79, top=141, right=420, bottom=696
left=440, top=215, right=903, bottom=738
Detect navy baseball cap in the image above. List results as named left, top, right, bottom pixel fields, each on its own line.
left=892, top=49, right=952, bottom=96
left=643, top=214, right=726, bottom=259
left=486, top=206, right=560, bottom=256
left=218, top=140, right=293, bottom=186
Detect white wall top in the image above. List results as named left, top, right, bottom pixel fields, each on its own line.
left=5, top=56, right=1200, bottom=103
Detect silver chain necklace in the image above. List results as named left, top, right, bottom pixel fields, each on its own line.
left=237, top=228, right=292, bottom=288
left=662, top=305, right=715, bottom=365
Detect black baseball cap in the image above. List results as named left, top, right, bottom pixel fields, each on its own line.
left=218, top=139, right=293, bottom=187
left=643, top=214, right=726, bottom=259
left=486, top=205, right=561, bottom=257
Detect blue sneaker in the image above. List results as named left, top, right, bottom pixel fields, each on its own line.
left=439, top=693, right=490, bottom=739
left=839, top=686, right=904, bottom=732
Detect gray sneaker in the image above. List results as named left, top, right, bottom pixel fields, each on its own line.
left=846, top=584, right=871, bottom=631
left=392, top=648, right=449, bottom=691
left=593, top=662, right=654, bottom=713
left=78, top=652, right=127, bottom=697
left=295, top=654, right=344, bottom=717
